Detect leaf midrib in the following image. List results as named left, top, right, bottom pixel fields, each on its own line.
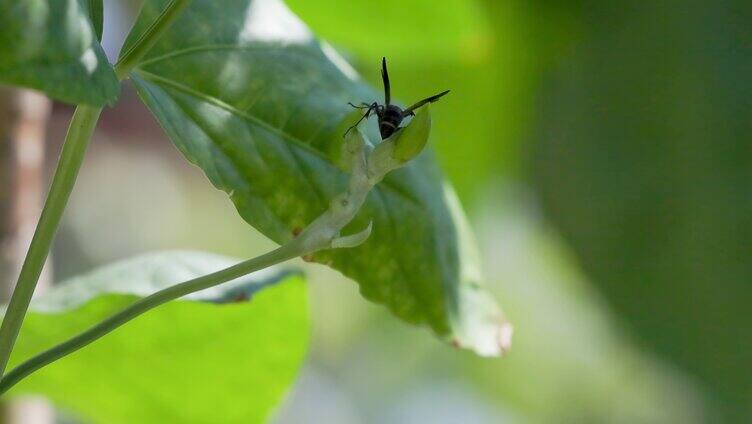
left=137, top=44, right=304, bottom=68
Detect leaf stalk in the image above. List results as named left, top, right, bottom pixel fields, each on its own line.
left=0, top=105, right=102, bottom=377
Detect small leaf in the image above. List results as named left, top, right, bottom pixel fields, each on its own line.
left=0, top=0, right=119, bottom=106
left=6, top=251, right=308, bottom=423
left=124, top=0, right=509, bottom=354
left=392, top=105, right=431, bottom=163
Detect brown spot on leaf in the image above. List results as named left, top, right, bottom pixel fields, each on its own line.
left=232, top=292, right=250, bottom=303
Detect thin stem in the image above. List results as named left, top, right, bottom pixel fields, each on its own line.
left=0, top=241, right=303, bottom=394
left=114, top=0, right=191, bottom=80
left=0, top=0, right=191, bottom=379
left=0, top=106, right=101, bottom=377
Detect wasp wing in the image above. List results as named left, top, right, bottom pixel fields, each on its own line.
left=403, top=90, right=450, bottom=115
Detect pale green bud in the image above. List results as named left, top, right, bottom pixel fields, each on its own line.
left=392, top=105, right=431, bottom=163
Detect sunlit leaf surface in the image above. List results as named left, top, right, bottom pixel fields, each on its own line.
left=6, top=251, right=308, bottom=424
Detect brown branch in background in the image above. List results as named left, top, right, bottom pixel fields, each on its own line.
left=0, top=87, right=54, bottom=424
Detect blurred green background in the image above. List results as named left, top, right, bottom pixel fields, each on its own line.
left=33, top=0, right=752, bottom=422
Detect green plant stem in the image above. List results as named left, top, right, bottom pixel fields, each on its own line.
left=114, top=0, right=190, bottom=79
left=0, top=0, right=190, bottom=380
left=0, top=241, right=304, bottom=394
left=0, top=105, right=101, bottom=378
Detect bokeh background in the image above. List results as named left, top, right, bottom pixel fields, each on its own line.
left=10, top=0, right=752, bottom=422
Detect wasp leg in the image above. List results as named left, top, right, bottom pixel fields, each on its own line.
left=344, top=103, right=377, bottom=137
left=348, top=102, right=372, bottom=109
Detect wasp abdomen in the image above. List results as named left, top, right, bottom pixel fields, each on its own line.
left=379, top=105, right=404, bottom=139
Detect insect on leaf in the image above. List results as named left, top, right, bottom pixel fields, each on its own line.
left=123, top=0, right=509, bottom=355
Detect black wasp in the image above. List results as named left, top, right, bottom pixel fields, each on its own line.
left=346, top=57, right=449, bottom=139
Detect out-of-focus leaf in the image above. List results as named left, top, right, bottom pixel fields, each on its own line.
left=122, top=0, right=508, bottom=355
left=531, top=1, right=752, bottom=419
left=6, top=251, right=308, bottom=423
left=0, top=0, right=119, bottom=105
left=286, top=0, right=492, bottom=62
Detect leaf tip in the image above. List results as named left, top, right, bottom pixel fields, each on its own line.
left=449, top=319, right=513, bottom=357
left=498, top=321, right=514, bottom=356
left=453, top=288, right=514, bottom=358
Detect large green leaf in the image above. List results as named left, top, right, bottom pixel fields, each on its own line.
left=0, top=0, right=119, bottom=105
left=6, top=251, right=308, bottom=423
left=123, top=0, right=508, bottom=355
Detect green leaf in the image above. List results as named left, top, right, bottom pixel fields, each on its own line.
left=392, top=105, right=431, bottom=163
left=123, top=0, right=508, bottom=355
left=0, top=0, right=119, bottom=106
left=285, top=0, right=492, bottom=62
left=6, top=251, right=308, bottom=423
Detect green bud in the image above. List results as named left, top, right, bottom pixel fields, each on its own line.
left=392, top=105, right=431, bottom=163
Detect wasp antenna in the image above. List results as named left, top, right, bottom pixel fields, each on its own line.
left=381, top=57, right=391, bottom=105
left=403, top=90, right=450, bottom=115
